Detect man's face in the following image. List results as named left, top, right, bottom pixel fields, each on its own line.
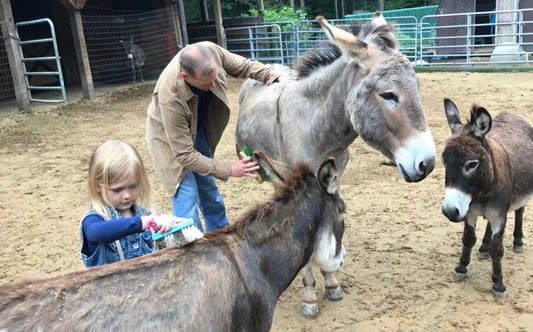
left=181, top=68, right=218, bottom=91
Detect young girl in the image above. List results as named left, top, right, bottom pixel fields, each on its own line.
left=80, top=140, right=177, bottom=267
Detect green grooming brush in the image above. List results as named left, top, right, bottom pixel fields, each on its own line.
left=239, top=144, right=270, bottom=183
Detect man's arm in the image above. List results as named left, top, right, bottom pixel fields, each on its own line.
left=208, top=42, right=281, bottom=84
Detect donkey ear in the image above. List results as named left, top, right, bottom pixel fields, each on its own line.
left=471, top=106, right=492, bottom=138
left=253, top=151, right=293, bottom=187
left=443, top=98, right=463, bottom=135
left=371, top=11, right=388, bottom=27
left=316, top=15, right=369, bottom=61
left=365, top=10, right=400, bottom=51
left=317, top=157, right=340, bottom=194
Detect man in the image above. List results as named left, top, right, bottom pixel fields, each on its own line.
left=146, top=41, right=281, bottom=232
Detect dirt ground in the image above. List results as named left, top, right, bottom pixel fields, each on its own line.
left=0, top=72, right=532, bottom=331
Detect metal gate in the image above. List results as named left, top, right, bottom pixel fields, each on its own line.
left=225, top=24, right=285, bottom=64
left=16, top=18, right=66, bottom=103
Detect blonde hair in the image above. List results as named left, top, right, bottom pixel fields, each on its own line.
left=87, top=140, right=153, bottom=219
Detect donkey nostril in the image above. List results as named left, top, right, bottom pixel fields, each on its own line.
left=442, top=205, right=461, bottom=222
left=418, top=161, right=427, bottom=174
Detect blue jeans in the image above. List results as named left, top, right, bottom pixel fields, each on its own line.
left=171, top=127, right=229, bottom=232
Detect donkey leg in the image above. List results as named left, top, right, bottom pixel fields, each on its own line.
left=321, top=270, right=343, bottom=301
left=478, top=222, right=492, bottom=259
left=302, top=265, right=319, bottom=318
left=453, top=223, right=476, bottom=281
left=489, top=229, right=506, bottom=298
left=512, top=207, right=524, bottom=253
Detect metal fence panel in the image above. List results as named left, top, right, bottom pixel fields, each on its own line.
left=419, top=8, right=533, bottom=66
left=16, top=18, right=66, bottom=103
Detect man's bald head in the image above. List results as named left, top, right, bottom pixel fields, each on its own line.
left=179, top=43, right=216, bottom=78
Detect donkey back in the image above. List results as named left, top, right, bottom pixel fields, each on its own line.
left=0, top=153, right=344, bottom=331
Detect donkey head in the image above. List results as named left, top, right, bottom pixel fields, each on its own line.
left=254, top=151, right=346, bottom=273
left=317, top=13, right=435, bottom=182
left=441, top=98, right=495, bottom=222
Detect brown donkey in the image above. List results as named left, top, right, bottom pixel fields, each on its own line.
left=0, top=152, right=344, bottom=331
left=441, top=98, right=533, bottom=298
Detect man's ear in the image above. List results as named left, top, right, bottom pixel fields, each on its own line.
left=180, top=72, right=188, bottom=79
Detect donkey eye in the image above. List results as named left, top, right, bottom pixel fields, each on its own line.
left=380, top=92, right=398, bottom=103
left=380, top=92, right=399, bottom=110
left=464, top=160, right=479, bottom=173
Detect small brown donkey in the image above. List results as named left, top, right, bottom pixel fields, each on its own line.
left=0, top=152, right=344, bottom=331
left=441, top=98, right=533, bottom=298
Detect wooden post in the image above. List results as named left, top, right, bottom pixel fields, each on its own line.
left=213, top=0, right=225, bottom=47
left=257, top=0, right=264, bottom=22
left=175, top=0, right=189, bottom=45
left=69, top=9, right=94, bottom=99
left=199, top=0, right=209, bottom=21
left=168, top=3, right=183, bottom=48
left=0, top=0, right=31, bottom=112
left=57, top=0, right=93, bottom=99
left=496, top=0, right=519, bottom=44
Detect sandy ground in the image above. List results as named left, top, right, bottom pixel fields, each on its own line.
left=0, top=72, right=532, bottom=331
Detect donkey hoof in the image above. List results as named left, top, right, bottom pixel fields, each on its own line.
left=477, top=250, right=489, bottom=259
left=492, top=289, right=507, bottom=299
left=513, top=245, right=523, bottom=254
left=326, top=286, right=343, bottom=301
left=453, top=271, right=467, bottom=282
left=302, top=302, right=319, bottom=318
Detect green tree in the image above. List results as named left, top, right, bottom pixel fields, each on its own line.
left=242, top=6, right=308, bottom=23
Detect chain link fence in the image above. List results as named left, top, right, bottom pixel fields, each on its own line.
left=0, top=19, right=17, bottom=110
left=82, top=8, right=181, bottom=86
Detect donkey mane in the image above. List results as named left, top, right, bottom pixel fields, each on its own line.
left=295, top=42, right=342, bottom=78
left=205, top=161, right=314, bottom=239
left=295, top=21, right=397, bottom=78
left=0, top=245, right=182, bottom=308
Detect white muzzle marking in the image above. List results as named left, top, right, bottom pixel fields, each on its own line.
left=394, top=130, right=436, bottom=181
left=442, top=187, right=472, bottom=221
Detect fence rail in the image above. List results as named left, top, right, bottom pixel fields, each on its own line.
left=1, top=7, right=532, bottom=111
left=226, top=8, right=533, bottom=68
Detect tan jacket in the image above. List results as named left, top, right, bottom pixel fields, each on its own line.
left=146, top=42, right=281, bottom=195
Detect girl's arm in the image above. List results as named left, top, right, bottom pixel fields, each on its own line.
left=82, top=214, right=143, bottom=244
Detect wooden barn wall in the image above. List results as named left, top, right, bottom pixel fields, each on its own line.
left=435, top=0, right=476, bottom=55
left=8, top=0, right=168, bottom=89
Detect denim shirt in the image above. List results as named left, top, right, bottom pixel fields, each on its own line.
left=80, top=204, right=154, bottom=267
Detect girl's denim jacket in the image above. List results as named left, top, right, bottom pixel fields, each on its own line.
left=80, top=204, right=153, bottom=267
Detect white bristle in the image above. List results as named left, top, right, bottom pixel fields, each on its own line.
left=154, top=223, right=203, bottom=251
left=181, top=224, right=204, bottom=243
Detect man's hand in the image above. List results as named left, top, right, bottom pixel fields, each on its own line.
left=231, top=157, right=260, bottom=178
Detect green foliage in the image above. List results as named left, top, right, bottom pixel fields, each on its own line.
left=183, top=0, right=441, bottom=22
left=243, top=6, right=308, bottom=23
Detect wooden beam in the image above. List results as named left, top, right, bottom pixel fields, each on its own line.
left=199, top=0, right=209, bottom=21
left=175, top=0, right=189, bottom=45
left=168, top=4, right=183, bottom=47
left=0, top=0, right=31, bottom=112
left=57, top=0, right=87, bottom=10
left=69, top=9, right=94, bottom=99
left=213, top=0, right=225, bottom=47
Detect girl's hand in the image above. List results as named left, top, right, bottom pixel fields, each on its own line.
left=142, top=214, right=188, bottom=233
